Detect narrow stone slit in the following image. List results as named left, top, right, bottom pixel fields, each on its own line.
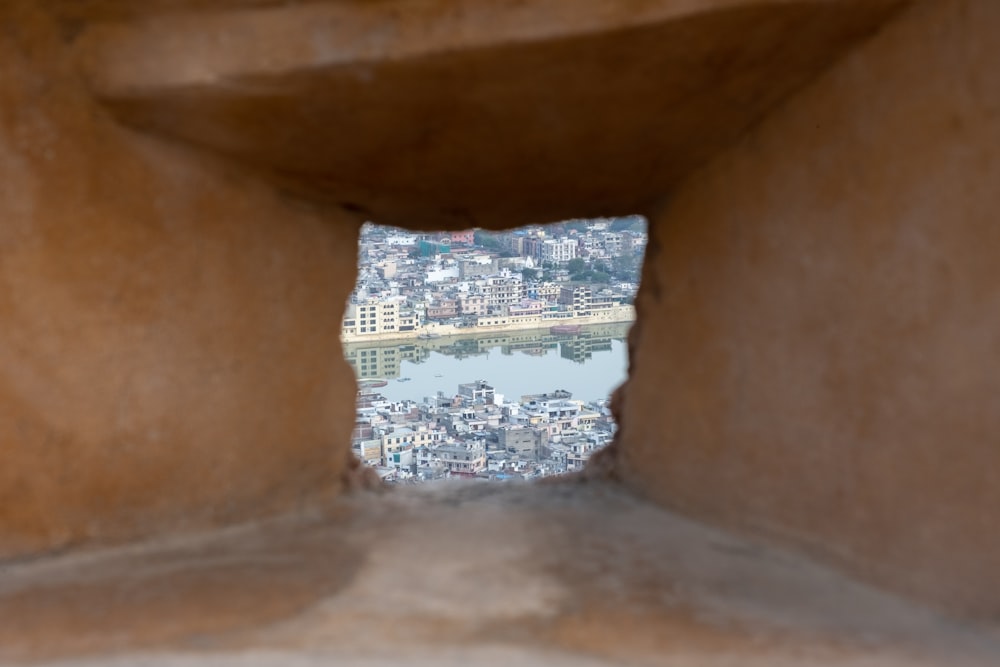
left=341, top=217, right=647, bottom=483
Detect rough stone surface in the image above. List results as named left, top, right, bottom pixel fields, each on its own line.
left=617, top=0, right=1000, bottom=618
left=0, top=1, right=362, bottom=560
left=1, top=482, right=997, bottom=666
left=2, top=0, right=998, bottom=661
left=80, top=0, right=903, bottom=229
left=0, top=0, right=908, bottom=564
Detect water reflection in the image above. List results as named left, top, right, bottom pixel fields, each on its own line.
left=343, top=322, right=631, bottom=403
left=344, top=322, right=630, bottom=379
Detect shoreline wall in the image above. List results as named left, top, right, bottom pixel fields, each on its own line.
left=341, top=306, right=635, bottom=344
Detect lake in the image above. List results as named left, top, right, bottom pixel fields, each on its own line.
left=343, top=322, right=631, bottom=404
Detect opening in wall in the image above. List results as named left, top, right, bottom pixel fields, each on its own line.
left=342, top=217, right=647, bottom=483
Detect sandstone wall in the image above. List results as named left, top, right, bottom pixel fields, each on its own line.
left=0, top=4, right=361, bottom=559
left=617, top=0, right=1000, bottom=616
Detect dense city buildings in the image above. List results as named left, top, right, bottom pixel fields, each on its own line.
left=352, top=380, right=616, bottom=483
left=345, top=218, right=646, bottom=482
left=342, top=217, right=645, bottom=343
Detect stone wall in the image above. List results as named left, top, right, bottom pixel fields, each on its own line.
left=616, top=0, right=1000, bottom=616
left=3, top=0, right=996, bottom=625
left=0, top=3, right=361, bottom=559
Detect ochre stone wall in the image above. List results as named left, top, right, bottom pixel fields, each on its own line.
left=4, top=0, right=994, bottom=627
left=0, top=4, right=361, bottom=559
left=82, top=0, right=903, bottom=230
left=616, top=0, right=1000, bottom=616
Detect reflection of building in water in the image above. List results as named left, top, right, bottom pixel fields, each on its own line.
left=437, top=338, right=490, bottom=360
left=502, top=341, right=558, bottom=356
left=345, top=344, right=430, bottom=379
left=344, top=322, right=630, bottom=379
left=559, top=335, right=614, bottom=363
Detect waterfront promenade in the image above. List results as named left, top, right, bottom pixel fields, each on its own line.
left=341, top=304, right=634, bottom=345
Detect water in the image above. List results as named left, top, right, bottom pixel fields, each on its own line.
left=344, top=322, right=630, bottom=404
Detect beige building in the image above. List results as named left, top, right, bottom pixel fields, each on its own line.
left=380, top=427, right=444, bottom=466
left=559, top=286, right=593, bottom=314
left=342, top=298, right=401, bottom=336
left=478, top=274, right=525, bottom=313
left=436, top=442, right=487, bottom=475
left=535, top=283, right=562, bottom=303
left=458, top=293, right=488, bottom=316
left=342, top=298, right=419, bottom=338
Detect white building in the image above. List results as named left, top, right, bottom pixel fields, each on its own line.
left=541, top=238, right=578, bottom=264
left=384, top=232, right=418, bottom=246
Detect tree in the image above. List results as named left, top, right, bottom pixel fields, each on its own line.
left=610, top=215, right=645, bottom=233
left=612, top=254, right=640, bottom=281
left=474, top=230, right=501, bottom=250
left=521, top=267, right=539, bottom=281
left=567, top=257, right=586, bottom=274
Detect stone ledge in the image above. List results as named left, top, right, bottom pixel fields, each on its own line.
left=2, top=481, right=996, bottom=666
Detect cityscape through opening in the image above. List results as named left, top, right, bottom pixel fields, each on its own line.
left=343, top=217, right=647, bottom=482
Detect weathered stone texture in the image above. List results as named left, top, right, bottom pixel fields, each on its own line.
left=2, top=0, right=997, bottom=633
left=0, top=0, right=907, bottom=562
left=617, top=0, right=1000, bottom=616
left=0, top=2, right=361, bottom=559
left=83, top=0, right=903, bottom=229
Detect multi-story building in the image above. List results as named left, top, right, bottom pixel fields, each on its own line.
left=498, top=426, right=549, bottom=460
left=564, top=439, right=598, bottom=472
left=577, top=234, right=601, bottom=258
left=380, top=426, right=445, bottom=466
left=459, top=258, right=496, bottom=280
left=600, top=232, right=624, bottom=256
left=508, top=299, right=545, bottom=317
left=522, top=397, right=582, bottom=423
left=458, top=294, right=488, bottom=316
left=426, top=299, right=459, bottom=320
left=348, top=376, right=618, bottom=483
left=479, top=274, right=524, bottom=313
left=621, top=231, right=647, bottom=255
left=343, top=297, right=406, bottom=336
left=589, top=292, right=617, bottom=312
left=559, top=286, right=593, bottom=315
left=449, top=230, right=476, bottom=246
left=436, top=442, right=487, bottom=475
left=458, top=380, right=495, bottom=405
left=534, top=283, right=561, bottom=303
left=523, top=235, right=546, bottom=261
left=503, top=234, right=526, bottom=257
left=541, top=238, right=578, bottom=264
left=384, top=232, right=418, bottom=246
left=344, top=220, right=636, bottom=344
